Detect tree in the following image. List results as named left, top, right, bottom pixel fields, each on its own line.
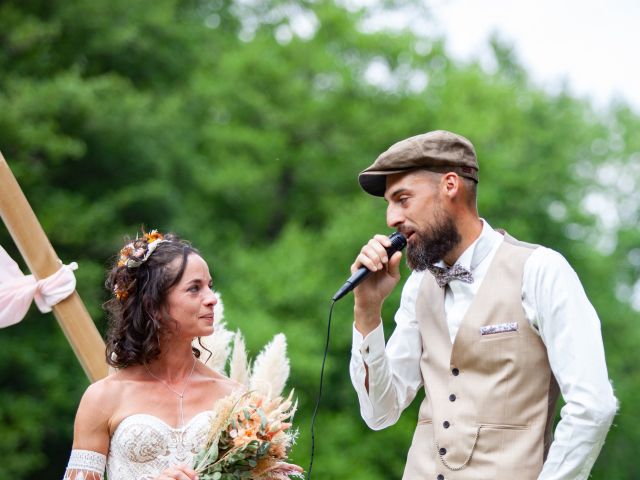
left=1, top=0, right=638, bottom=478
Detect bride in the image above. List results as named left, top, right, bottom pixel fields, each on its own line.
left=63, top=231, right=239, bottom=480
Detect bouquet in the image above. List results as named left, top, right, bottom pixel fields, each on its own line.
left=193, top=389, right=304, bottom=480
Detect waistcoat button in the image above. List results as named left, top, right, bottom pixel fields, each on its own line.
left=443, top=421, right=450, bottom=428
left=437, top=475, right=445, bottom=480
left=439, top=447, right=447, bottom=456
left=449, top=394, right=456, bottom=402
left=452, top=368, right=459, bottom=376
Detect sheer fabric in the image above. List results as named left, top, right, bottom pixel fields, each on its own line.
left=0, top=245, right=78, bottom=328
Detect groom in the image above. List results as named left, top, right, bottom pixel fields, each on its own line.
left=348, top=130, right=617, bottom=479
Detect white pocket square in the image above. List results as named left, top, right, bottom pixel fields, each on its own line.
left=480, top=322, right=518, bottom=336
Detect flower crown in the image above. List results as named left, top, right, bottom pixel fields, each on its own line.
left=114, top=229, right=167, bottom=300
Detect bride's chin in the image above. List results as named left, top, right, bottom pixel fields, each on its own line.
left=201, top=325, right=214, bottom=336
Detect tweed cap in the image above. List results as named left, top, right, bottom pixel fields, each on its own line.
left=358, top=130, right=479, bottom=196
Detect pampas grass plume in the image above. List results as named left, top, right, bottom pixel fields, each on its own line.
left=249, top=333, right=290, bottom=399
left=229, top=330, right=251, bottom=387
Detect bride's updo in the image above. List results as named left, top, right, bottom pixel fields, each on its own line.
left=104, top=230, right=200, bottom=368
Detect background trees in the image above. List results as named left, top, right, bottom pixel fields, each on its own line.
left=1, top=0, right=638, bottom=478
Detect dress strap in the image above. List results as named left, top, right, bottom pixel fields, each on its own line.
left=63, top=449, right=106, bottom=479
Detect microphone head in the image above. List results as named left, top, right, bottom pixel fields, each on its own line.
left=331, top=231, right=407, bottom=302
left=388, top=231, right=407, bottom=254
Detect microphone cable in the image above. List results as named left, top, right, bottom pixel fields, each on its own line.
left=306, top=233, right=404, bottom=478
left=306, top=298, right=336, bottom=479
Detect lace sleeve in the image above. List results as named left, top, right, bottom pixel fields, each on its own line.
left=63, top=449, right=106, bottom=480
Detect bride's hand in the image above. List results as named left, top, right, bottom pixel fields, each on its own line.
left=154, top=464, right=198, bottom=480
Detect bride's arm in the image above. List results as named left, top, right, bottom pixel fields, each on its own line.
left=63, top=380, right=112, bottom=479
left=63, top=450, right=105, bottom=480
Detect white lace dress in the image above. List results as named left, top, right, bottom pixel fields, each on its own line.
left=63, top=411, right=213, bottom=480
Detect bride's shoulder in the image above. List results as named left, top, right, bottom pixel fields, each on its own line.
left=77, top=375, right=118, bottom=415
left=79, top=367, right=143, bottom=413
left=198, top=363, right=245, bottom=395
left=72, top=374, right=122, bottom=450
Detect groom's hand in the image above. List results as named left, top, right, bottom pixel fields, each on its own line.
left=351, top=234, right=403, bottom=336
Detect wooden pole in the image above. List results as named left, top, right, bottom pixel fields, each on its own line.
left=0, top=151, right=108, bottom=382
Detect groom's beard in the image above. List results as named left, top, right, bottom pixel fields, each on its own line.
left=406, top=211, right=462, bottom=271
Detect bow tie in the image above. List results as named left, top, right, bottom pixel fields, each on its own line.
left=427, top=264, right=474, bottom=288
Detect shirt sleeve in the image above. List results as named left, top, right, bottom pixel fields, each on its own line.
left=349, top=271, right=425, bottom=430
left=522, top=247, right=618, bottom=480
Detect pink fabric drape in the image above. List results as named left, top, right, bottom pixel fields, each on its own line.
left=0, top=245, right=78, bottom=328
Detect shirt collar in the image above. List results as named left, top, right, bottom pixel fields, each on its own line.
left=437, top=219, right=502, bottom=271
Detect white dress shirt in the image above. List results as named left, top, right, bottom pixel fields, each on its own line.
left=350, top=220, right=617, bottom=480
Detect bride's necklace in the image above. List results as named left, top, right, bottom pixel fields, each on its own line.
left=144, top=356, right=197, bottom=429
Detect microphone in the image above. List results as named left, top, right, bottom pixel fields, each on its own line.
left=332, top=232, right=407, bottom=302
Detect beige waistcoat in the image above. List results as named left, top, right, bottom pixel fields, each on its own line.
left=403, top=235, right=559, bottom=480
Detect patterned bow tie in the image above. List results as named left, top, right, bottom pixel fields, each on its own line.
left=427, top=264, right=474, bottom=288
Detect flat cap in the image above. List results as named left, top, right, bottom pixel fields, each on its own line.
left=358, top=130, right=479, bottom=196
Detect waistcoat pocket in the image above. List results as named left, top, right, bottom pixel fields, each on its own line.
left=477, top=422, right=529, bottom=430
left=479, top=329, right=520, bottom=342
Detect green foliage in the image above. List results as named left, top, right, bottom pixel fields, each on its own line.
left=1, top=0, right=639, bottom=478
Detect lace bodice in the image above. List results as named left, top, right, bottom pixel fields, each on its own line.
left=64, top=411, right=213, bottom=480
left=106, top=411, right=213, bottom=479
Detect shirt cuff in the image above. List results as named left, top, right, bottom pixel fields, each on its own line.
left=352, top=321, right=386, bottom=364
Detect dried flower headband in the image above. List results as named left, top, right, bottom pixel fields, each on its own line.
left=114, top=229, right=167, bottom=300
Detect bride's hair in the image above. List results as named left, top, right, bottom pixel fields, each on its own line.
left=104, top=232, right=204, bottom=368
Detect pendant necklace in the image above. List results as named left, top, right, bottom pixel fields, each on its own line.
left=144, top=355, right=197, bottom=429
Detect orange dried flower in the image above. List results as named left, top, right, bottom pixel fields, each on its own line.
left=144, top=229, right=164, bottom=243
